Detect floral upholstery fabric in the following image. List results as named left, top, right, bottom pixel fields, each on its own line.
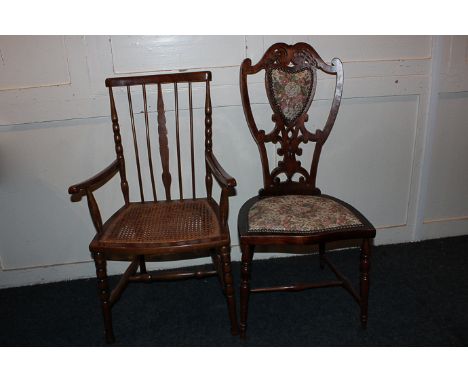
left=248, top=195, right=364, bottom=234
left=268, top=68, right=313, bottom=125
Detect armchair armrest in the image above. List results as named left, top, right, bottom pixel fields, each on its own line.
left=205, top=153, right=236, bottom=228
left=68, top=159, right=120, bottom=233
left=68, top=159, right=120, bottom=202
left=205, top=153, right=236, bottom=189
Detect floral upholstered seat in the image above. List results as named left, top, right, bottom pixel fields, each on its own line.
left=248, top=195, right=364, bottom=234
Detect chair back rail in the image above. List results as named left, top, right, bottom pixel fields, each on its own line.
left=106, top=71, right=212, bottom=202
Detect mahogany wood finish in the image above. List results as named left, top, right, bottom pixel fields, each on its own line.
left=69, top=71, right=238, bottom=343
left=238, top=43, right=376, bottom=338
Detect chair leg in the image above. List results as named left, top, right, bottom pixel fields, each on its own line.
left=240, top=243, right=254, bottom=339
left=319, top=242, right=325, bottom=270
left=138, top=255, right=147, bottom=274
left=93, top=252, right=115, bottom=344
left=220, top=245, right=239, bottom=336
left=360, top=239, right=372, bottom=329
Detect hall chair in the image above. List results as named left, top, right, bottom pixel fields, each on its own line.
left=238, top=42, right=376, bottom=338
left=68, top=71, right=238, bottom=343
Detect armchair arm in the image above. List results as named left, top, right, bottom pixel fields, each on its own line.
left=68, top=159, right=120, bottom=202
left=68, top=159, right=120, bottom=233
left=205, top=153, right=236, bottom=227
left=205, top=153, right=237, bottom=189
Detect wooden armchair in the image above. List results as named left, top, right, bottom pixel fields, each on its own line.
left=238, top=43, right=376, bottom=338
left=68, top=71, right=238, bottom=343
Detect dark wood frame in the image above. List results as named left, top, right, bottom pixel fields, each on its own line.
left=69, top=71, right=238, bottom=343
left=238, top=43, right=376, bottom=338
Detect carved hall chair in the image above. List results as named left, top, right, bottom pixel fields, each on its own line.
left=238, top=42, right=376, bottom=338
left=68, top=71, right=238, bottom=343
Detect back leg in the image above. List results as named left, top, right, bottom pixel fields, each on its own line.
left=319, top=242, right=325, bottom=270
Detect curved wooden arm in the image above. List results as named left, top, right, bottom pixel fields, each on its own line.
left=205, top=153, right=236, bottom=227
left=205, top=153, right=236, bottom=189
left=68, top=159, right=120, bottom=233
left=68, top=159, right=120, bottom=202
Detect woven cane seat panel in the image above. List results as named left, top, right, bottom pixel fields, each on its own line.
left=248, top=195, right=364, bottom=234
left=99, top=200, right=221, bottom=245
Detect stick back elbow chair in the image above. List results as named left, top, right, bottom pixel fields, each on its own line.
left=238, top=42, right=376, bottom=338
left=68, top=71, right=238, bottom=343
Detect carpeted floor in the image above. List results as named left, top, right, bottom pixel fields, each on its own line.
left=0, top=235, right=467, bottom=346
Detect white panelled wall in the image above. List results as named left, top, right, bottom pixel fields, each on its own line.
left=0, top=36, right=467, bottom=288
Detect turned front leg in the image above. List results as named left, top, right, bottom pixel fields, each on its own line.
left=94, top=252, right=115, bottom=344
left=240, top=243, right=254, bottom=339
left=220, top=245, right=239, bottom=336
left=360, top=239, right=371, bottom=328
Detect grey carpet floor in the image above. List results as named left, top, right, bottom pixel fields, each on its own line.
left=0, top=235, right=467, bottom=346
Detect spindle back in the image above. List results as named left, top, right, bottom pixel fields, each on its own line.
left=105, top=71, right=213, bottom=203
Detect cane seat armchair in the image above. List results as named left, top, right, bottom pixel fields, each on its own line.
left=238, top=42, right=376, bottom=338
left=68, top=71, right=238, bottom=343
